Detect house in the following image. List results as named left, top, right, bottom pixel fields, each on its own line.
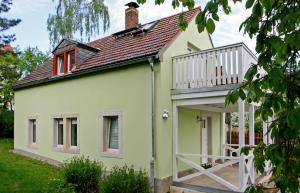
left=13, top=2, right=271, bottom=193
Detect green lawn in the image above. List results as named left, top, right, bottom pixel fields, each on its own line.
left=0, top=139, right=62, bottom=193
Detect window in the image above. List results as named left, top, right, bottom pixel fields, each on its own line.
left=100, top=112, right=122, bottom=158
left=54, top=49, right=76, bottom=76
left=53, top=114, right=80, bottom=153
left=67, top=50, right=76, bottom=72
left=57, top=55, right=64, bottom=75
left=28, top=118, right=37, bottom=147
left=68, top=118, right=78, bottom=148
left=55, top=118, right=64, bottom=147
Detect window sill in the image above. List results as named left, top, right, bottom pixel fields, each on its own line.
left=28, top=143, right=38, bottom=149
left=52, top=146, right=80, bottom=154
left=100, top=150, right=122, bottom=159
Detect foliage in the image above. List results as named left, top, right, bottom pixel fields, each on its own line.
left=0, top=51, right=20, bottom=110
left=138, top=0, right=299, bottom=192
left=47, top=178, right=75, bottom=193
left=47, top=0, right=110, bottom=48
left=0, top=139, right=62, bottom=193
left=101, top=165, right=150, bottom=193
left=0, top=110, right=13, bottom=138
left=19, top=46, right=49, bottom=77
left=231, top=112, right=263, bottom=133
left=62, top=156, right=104, bottom=193
left=0, top=0, right=21, bottom=45
left=201, top=163, right=213, bottom=169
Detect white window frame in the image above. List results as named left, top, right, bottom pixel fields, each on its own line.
left=67, top=117, right=80, bottom=151
left=52, top=114, right=80, bottom=154
left=187, top=42, right=201, bottom=53
left=57, top=54, right=64, bottom=75
left=99, top=112, right=122, bottom=158
left=27, top=116, right=38, bottom=149
left=54, top=117, right=64, bottom=149
left=67, top=51, right=75, bottom=73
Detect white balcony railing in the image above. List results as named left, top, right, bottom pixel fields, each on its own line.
left=172, top=43, right=257, bottom=90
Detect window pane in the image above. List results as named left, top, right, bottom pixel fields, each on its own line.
left=108, top=117, right=118, bottom=149
left=57, top=119, right=63, bottom=145
left=32, top=120, right=36, bottom=143
left=68, top=51, right=75, bottom=71
left=71, top=119, right=77, bottom=146
left=58, top=55, right=64, bottom=74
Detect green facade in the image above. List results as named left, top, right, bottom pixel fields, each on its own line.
left=14, top=15, right=217, bottom=180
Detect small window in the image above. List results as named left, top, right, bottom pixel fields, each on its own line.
left=28, top=119, right=37, bottom=146
left=68, top=118, right=78, bottom=148
left=57, top=55, right=64, bottom=75
left=67, top=50, right=75, bottom=72
left=55, top=118, right=64, bottom=147
left=100, top=112, right=122, bottom=157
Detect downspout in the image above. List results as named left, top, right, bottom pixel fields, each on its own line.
left=148, top=57, right=155, bottom=193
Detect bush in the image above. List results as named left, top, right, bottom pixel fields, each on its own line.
left=101, top=165, right=150, bottom=193
left=0, top=111, right=14, bottom=138
left=62, top=156, right=104, bottom=193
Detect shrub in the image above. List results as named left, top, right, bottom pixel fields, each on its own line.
left=101, top=165, right=150, bottom=193
left=62, top=156, right=104, bottom=193
left=47, top=178, right=75, bottom=193
left=0, top=111, right=14, bottom=138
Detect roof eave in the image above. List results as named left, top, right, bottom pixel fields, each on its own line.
left=13, top=53, right=159, bottom=91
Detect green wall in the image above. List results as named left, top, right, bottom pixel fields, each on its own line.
left=154, top=15, right=214, bottom=179
left=14, top=64, right=152, bottom=172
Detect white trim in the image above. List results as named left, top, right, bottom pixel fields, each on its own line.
left=99, top=111, right=123, bottom=158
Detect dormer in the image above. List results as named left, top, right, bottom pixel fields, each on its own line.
left=52, top=39, right=100, bottom=76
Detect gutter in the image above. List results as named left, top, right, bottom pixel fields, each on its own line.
left=13, top=54, right=158, bottom=91
left=148, top=56, right=156, bottom=193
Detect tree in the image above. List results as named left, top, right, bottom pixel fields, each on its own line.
left=0, top=0, right=21, bottom=46
left=47, top=0, right=110, bottom=48
left=0, top=51, right=20, bottom=110
left=0, top=47, right=48, bottom=110
left=137, top=0, right=300, bottom=192
left=18, top=47, right=49, bottom=77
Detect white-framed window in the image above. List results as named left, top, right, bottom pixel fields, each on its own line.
left=54, top=118, right=64, bottom=148
left=58, top=54, right=64, bottom=75
left=28, top=118, right=37, bottom=147
left=67, top=118, right=78, bottom=149
left=53, top=114, right=80, bottom=153
left=100, top=112, right=122, bottom=158
left=67, top=50, right=75, bottom=72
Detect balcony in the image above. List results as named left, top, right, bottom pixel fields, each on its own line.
left=172, top=43, right=257, bottom=90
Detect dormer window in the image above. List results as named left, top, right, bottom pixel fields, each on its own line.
left=53, top=49, right=77, bottom=76
left=57, top=54, right=64, bottom=75
left=67, top=50, right=75, bottom=72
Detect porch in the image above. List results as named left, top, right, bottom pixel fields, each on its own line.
left=171, top=43, right=271, bottom=192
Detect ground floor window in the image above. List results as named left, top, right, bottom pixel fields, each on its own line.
left=53, top=114, right=79, bottom=153
left=28, top=118, right=37, bottom=147
left=100, top=112, right=122, bottom=158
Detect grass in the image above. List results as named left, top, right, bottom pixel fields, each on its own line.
left=0, top=139, right=62, bottom=193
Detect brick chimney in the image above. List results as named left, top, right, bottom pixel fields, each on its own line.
left=125, top=2, right=139, bottom=29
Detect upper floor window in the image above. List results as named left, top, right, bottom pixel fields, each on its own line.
left=54, top=49, right=76, bottom=76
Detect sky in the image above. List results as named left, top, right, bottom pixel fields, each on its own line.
left=4, top=0, right=256, bottom=54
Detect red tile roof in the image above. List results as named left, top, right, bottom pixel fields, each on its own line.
left=16, top=8, right=199, bottom=88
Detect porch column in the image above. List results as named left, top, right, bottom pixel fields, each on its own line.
left=172, top=103, right=179, bottom=181
left=249, top=104, right=255, bottom=183
left=238, top=99, right=246, bottom=190
left=221, top=112, right=226, bottom=160
left=263, top=121, right=268, bottom=144
left=249, top=104, right=255, bottom=146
